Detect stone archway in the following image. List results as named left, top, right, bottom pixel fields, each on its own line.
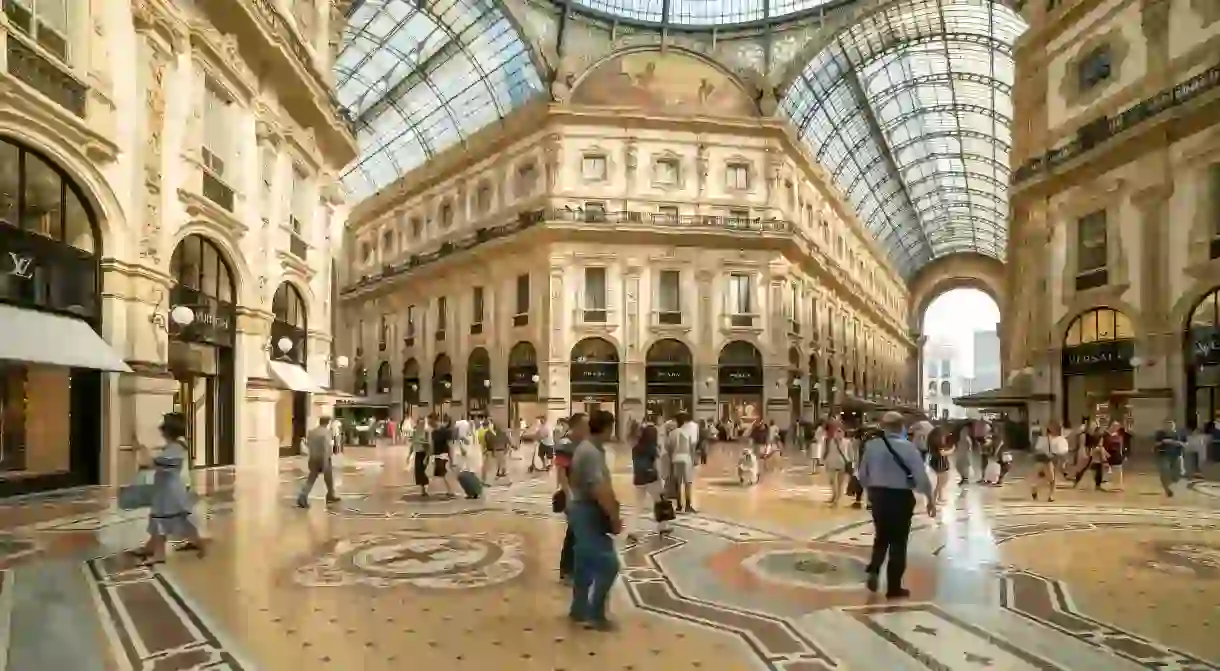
left=908, top=253, right=1006, bottom=334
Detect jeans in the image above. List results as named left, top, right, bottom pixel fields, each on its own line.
left=298, top=460, right=335, bottom=503
left=865, top=487, right=915, bottom=592
left=568, top=501, right=620, bottom=622
left=1186, top=451, right=1203, bottom=476
left=1157, top=454, right=1182, bottom=491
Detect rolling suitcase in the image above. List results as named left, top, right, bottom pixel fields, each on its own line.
left=457, top=470, right=483, bottom=499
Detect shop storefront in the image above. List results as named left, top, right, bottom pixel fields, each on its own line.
left=807, top=354, right=822, bottom=420
left=467, top=347, right=491, bottom=419
left=0, top=137, right=130, bottom=495
left=570, top=338, right=620, bottom=421
left=717, top=341, right=764, bottom=424
left=167, top=234, right=238, bottom=468
left=1186, top=287, right=1220, bottom=434
left=787, top=347, right=803, bottom=423
left=401, top=358, right=421, bottom=420
left=431, top=354, right=453, bottom=416
left=507, top=341, right=540, bottom=427
left=644, top=339, right=693, bottom=422
left=268, top=282, right=321, bottom=458
left=1061, top=307, right=1135, bottom=425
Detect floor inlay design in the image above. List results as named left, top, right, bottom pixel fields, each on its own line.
left=293, top=530, right=525, bottom=589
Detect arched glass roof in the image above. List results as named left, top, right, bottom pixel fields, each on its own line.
left=336, top=0, right=543, bottom=200
left=781, top=0, right=1025, bottom=279
left=567, top=0, right=840, bottom=26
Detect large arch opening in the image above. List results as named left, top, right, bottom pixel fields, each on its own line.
left=270, top=281, right=315, bottom=457
left=168, top=233, right=239, bottom=468
left=467, top=347, right=491, bottom=420
left=0, top=136, right=126, bottom=495
left=432, top=354, right=453, bottom=417
left=1061, top=307, right=1135, bottom=426
left=644, top=339, right=693, bottom=423
left=920, top=287, right=1001, bottom=420
left=1187, top=288, right=1220, bottom=433
left=402, top=358, right=421, bottom=420
left=507, top=341, right=541, bottom=428
left=717, top=340, right=764, bottom=426
left=570, top=338, right=620, bottom=427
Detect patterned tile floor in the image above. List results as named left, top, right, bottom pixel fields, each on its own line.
left=0, top=444, right=1217, bottom=670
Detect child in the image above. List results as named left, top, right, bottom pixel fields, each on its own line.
left=737, top=448, right=759, bottom=486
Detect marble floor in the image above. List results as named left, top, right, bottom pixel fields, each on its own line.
left=0, top=445, right=1218, bottom=671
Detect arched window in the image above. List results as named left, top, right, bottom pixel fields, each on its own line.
left=271, top=282, right=307, bottom=364
left=940, top=381, right=951, bottom=396
left=353, top=362, right=368, bottom=396
left=169, top=234, right=237, bottom=346
left=571, top=337, right=619, bottom=363
left=0, top=137, right=98, bottom=254
left=718, top=340, right=762, bottom=366
left=645, top=339, right=692, bottom=364
left=508, top=341, right=538, bottom=395
left=1064, top=307, right=1133, bottom=346
left=468, top=347, right=491, bottom=393
left=402, top=358, right=420, bottom=405
left=433, top=354, right=453, bottom=402
left=376, top=361, right=391, bottom=393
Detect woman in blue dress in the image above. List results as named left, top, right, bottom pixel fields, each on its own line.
left=129, top=413, right=208, bottom=566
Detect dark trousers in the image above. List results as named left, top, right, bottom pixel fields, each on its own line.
left=865, top=487, right=916, bottom=590
left=1074, top=460, right=1104, bottom=488
left=559, top=519, right=575, bottom=577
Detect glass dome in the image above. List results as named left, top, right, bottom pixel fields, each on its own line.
left=565, top=0, right=840, bottom=26
left=336, top=0, right=543, bottom=201
left=781, top=0, right=1026, bottom=279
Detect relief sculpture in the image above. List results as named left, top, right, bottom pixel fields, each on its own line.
left=570, top=51, right=757, bottom=117
left=140, top=40, right=171, bottom=266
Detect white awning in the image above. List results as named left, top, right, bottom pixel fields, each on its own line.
left=0, top=304, right=132, bottom=372
left=268, top=360, right=325, bottom=393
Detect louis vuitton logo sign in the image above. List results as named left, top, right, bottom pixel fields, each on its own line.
left=6, top=252, right=33, bottom=279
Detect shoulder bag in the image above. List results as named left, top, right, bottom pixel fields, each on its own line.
left=873, top=431, right=916, bottom=487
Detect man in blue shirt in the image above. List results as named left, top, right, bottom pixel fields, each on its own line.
left=1153, top=418, right=1187, bottom=496
left=856, top=412, right=936, bottom=599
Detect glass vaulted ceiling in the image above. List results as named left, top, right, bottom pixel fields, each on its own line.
left=570, top=0, right=838, bottom=26
left=781, top=0, right=1026, bottom=280
left=336, top=0, right=543, bottom=200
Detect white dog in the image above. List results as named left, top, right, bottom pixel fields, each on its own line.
left=737, top=448, right=760, bottom=486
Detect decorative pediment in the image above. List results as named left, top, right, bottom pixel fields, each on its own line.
left=277, top=248, right=317, bottom=281
left=0, top=85, right=118, bottom=164
left=187, top=21, right=258, bottom=104
left=178, top=188, right=249, bottom=239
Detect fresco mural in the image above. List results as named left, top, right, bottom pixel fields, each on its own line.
left=570, top=51, right=757, bottom=117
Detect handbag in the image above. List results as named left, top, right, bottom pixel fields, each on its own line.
left=551, top=489, right=566, bottom=513
left=654, top=497, right=676, bottom=523
left=118, top=469, right=155, bottom=510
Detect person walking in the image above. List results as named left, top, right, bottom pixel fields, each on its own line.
left=856, top=412, right=935, bottom=599
left=823, top=420, right=856, bottom=506
left=954, top=422, right=975, bottom=486
left=554, top=414, right=585, bottom=584
left=129, top=413, right=208, bottom=566
left=567, top=410, right=622, bottom=631
left=1031, top=421, right=1068, bottom=502
left=431, top=416, right=457, bottom=497
left=1154, top=418, right=1188, bottom=497
left=297, top=416, right=341, bottom=508
left=628, top=424, right=669, bottom=540
left=927, top=427, right=954, bottom=504
left=484, top=420, right=512, bottom=482
left=412, top=415, right=433, bottom=496
left=1187, top=421, right=1211, bottom=478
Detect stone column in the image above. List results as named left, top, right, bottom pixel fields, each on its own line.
left=237, top=311, right=280, bottom=475
left=546, top=259, right=569, bottom=423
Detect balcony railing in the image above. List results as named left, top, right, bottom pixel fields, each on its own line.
left=726, top=313, right=757, bottom=328
left=513, top=313, right=529, bottom=327
left=289, top=231, right=307, bottom=259
left=582, top=309, right=608, bottom=323
left=1014, top=62, right=1220, bottom=184
left=5, top=36, right=86, bottom=118
left=656, top=310, right=683, bottom=326
left=471, top=322, right=483, bottom=335
left=202, top=171, right=235, bottom=212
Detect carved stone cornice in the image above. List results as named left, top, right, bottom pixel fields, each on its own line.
left=0, top=83, right=118, bottom=164
left=131, top=0, right=188, bottom=51
left=178, top=188, right=249, bottom=239
left=186, top=21, right=259, bottom=103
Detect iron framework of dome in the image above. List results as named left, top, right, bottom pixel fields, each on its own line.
left=781, top=0, right=1026, bottom=279
left=560, top=0, right=843, bottom=27
left=336, top=0, right=544, bottom=200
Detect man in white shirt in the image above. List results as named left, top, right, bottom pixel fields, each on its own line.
left=537, top=416, right=555, bottom=470
left=667, top=412, right=699, bottom=513
left=297, top=417, right=341, bottom=508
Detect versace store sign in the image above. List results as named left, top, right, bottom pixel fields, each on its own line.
left=1191, top=327, right=1220, bottom=367
left=1061, top=339, right=1135, bottom=375
left=718, top=365, right=763, bottom=393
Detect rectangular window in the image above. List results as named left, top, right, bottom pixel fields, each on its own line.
left=658, top=270, right=681, bottom=319
left=1076, top=210, right=1108, bottom=290
left=1078, top=45, right=1112, bottom=91
left=581, top=155, right=607, bottom=181
left=727, top=209, right=749, bottom=227
left=381, top=229, right=393, bottom=256
left=728, top=273, right=753, bottom=327
left=260, top=146, right=276, bottom=221
left=410, top=217, right=422, bottom=240
left=202, top=80, right=231, bottom=181
left=726, top=163, right=749, bottom=190
left=436, top=296, right=447, bottom=334
left=475, top=183, right=492, bottom=213
left=290, top=166, right=310, bottom=230
left=514, top=273, right=530, bottom=326
left=405, top=305, right=416, bottom=343
left=378, top=315, right=388, bottom=351
left=471, top=286, right=484, bottom=334
left=584, top=267, right=607, bottom=322
left=516, top=162, right=538, bottom=197
left=657, top=206, right=679, bottom=223
left=655, top=159, right=679, bottom=184
left=440, top=202, right=454, bottom=228
left=4, top=0, right=70, bottom=62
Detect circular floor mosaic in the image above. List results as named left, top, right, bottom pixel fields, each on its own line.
left=294, top=530, right=524, bottom=589
left=1187, top=480, right=1220, bottom=499
left=742, top=549, right=869, bottom=590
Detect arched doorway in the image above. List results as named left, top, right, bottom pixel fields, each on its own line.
left=508, top=341, right=540, bottom=428
left=787, top=347, right=803, bottom=424
left=644, top=339, right=693, bottom=422
left=570, top=338, right=620, bottom=423
left=376, top=362, right=392, bottom=394
left=432, top=354, right=453, bottom=416
left=1186, top=288, right=1220, bottom=432
left=168, top=234, right=238, bottom=468
left=1061, top=307, right=1135, bottom=425
left=402, top=358, right=421, bottom=419
left=467, top=347, right=491, bottom=419
left=0, top=137, right=127, bottom=495
left=807, top=354, right=821, bottom=419
left=718, top=341, right=763, bottom=424
left=270, top=282, right=313, bottom=458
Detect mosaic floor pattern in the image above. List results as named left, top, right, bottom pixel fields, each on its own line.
left=0, top=445, right=1217, bottom=670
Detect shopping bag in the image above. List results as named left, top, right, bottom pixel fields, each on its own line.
left=118, top=469, right=155, bottom=510
left=654, top=498, right=676, bottom=523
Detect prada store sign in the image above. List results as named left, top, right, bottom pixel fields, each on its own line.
left=571, top=362, right=619, bottom=385
left=1191, top=327, right=1220, bottom=367
left=508, top=365, right=538, bottom=389
left=718, top=365, right=763, bottom=389
left=1061, top=339, right=1135, bottom=375
left=646, top=365, right=692, bottom=386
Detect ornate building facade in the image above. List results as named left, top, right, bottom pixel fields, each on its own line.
left=1008, top=0, right=1220, bottom=431
left=0, top=0, right=353, bottom=493
left=334, top=50, right=915, bottom=432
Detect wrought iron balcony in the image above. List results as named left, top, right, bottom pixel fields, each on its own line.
left=1014, top=63, right=1220, bottom=184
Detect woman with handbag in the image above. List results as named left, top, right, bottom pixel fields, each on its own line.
left=127, top=413, right=207, bottom=566
left=628, top=424, right=672, bottom=540
left=928, top=427, right=955, bottom=504
left=823, top=421, right=856, bottom=506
